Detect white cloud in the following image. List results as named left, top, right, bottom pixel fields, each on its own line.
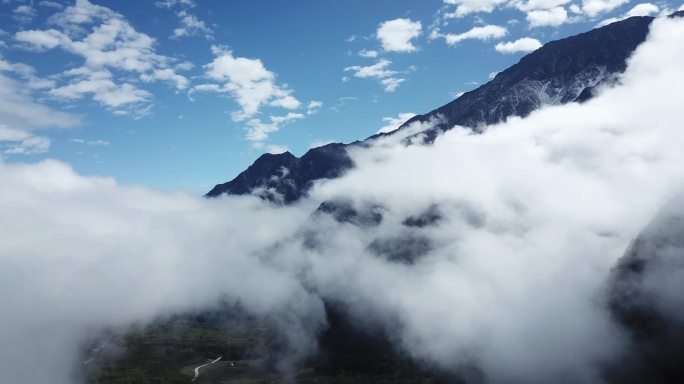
left=270, top=112, right=305, bottom=125
left=13, top=0, right=188, bottom=114
left=308, top=17, right=684, bottom=381
left=38, top=1, right=64, bottom=9
left=377, top=112, right=417, bottom=134
left=70, top=138, right=110, bottom=146
left=13, top=4, right=36, bottom=23
left=14, top=5, right=34, bottom=15
left=140, top=68, right=189, bottom=90
left=0, top=159, right=325, bottom=384
left=442, top=0, right=625, bottom=17
left=308, top=139, right=335, bottom=149
left=442, top=0, right=572, bottom=25
left=345, top=34, right=361, bottom=42
left=527, top=6, right=569, bottom=27
left=597, top=3, right=660, bottom=26
left=344, top=59, right=406, bottom=92
left=495, top=37, right=543, bottom=53
left=489, top=71, right=499, bottom=79
left=266, top=144, right=290, bottom=154
left=512, top=0, right=572, bottom=11
left=245, top=112, right=304, bottom=144
left=49, top=70, right=152, bottom=108
left=329, top=96, right=358, bottom=112
left=14, top=29, right=64, bottom=50
left=175, top=61, right=195, bottom=71
left=197, top=46, right=301, bottom=122
left=0, top=46, right=105, bottom=152
left=440, top=25, right=508, bottom=45
left=157, top=0, right=213, bottom=41
left=381, top=77, right=405, bottom=92
left=623, top=1, right=658, bottom=15
left=3, top=135, right=51, bottom=155
left=444, top=0, right=509, bottom=17
left=0, top=124, right=51, bottom=156
left=172, top=10, right=213, bottom=39
left=344, top=59, right=397, bottom=78
left=93, top=83, right=151, bottom=108
left=306, top=100, right=323, bottom=115
left=377, top=18, right=422, bottom=53
left=358, top=49, right=379, bottom=58
left=155, top=0, right=196, bottom=8
left=0, top=58, right=56, bottom=90
left=48, top=0, right=117, bottom=28
left=581, top=0, right=630, bottom=17
left=0, top=73, right=79, bottom=133
left=0, top=125, right=31, bottom=142
left=270, top=95, right=301, bottom=109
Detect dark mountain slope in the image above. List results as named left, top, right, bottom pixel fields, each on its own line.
left=389, top=15, right=653, bottom=141
left=207, top=15, right=658, bottom=202
left=607, top=197, right=684, bottom=383
left=206, top=143, right=352, bottom=203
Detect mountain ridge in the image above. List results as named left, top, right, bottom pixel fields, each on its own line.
left=206, top=14, right=667, bottom=202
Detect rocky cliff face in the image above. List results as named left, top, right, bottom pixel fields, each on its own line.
left=207, top=15, right=657, bottom=202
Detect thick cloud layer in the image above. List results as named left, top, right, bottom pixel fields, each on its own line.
left=1, top=16, right=683, bottom=384
left=304, top=16, right=684, bottom=383
left=0, top=161, right=326, bottom=383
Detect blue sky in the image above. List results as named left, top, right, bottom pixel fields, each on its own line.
left=0, top=0, right=680, bottom=191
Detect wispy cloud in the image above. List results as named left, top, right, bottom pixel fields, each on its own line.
left=193, top=46, right=310, bottom=145
left=376, top=112, right=417, bottom=134
left=597, top=3, right=660, bottom=27
left=495, top=37, right=543, bottom=53
left=344, top=59, right=406, bottom=92
left=13, top=0, right=189, bottom=116
left=433, top=24, right=508, bottom=45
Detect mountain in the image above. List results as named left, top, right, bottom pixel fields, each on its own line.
left=206, top=142, right=353, bottom=203
left=607, top=197, right=684, bottom=383
left=385, top=15, right=655, bottom=142
left=206, top=15, right=662, bottom=203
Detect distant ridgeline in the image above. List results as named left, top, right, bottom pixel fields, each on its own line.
left=206, top=12, right=683, bottom=203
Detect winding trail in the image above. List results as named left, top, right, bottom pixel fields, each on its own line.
left=192, top=356, right=222, bottom=382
